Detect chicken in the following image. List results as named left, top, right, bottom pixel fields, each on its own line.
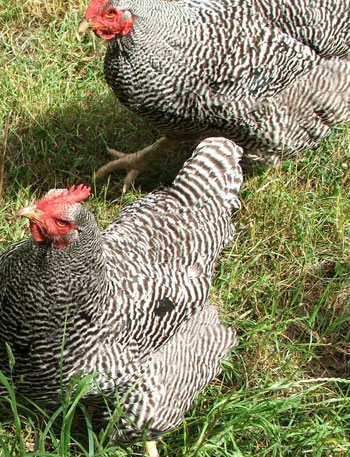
left=0, top=137, right=243, bottom=455
left=79, top=0, right=350, bottom=190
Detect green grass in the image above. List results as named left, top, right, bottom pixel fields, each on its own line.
left=1, top=0, right=350, bottom=455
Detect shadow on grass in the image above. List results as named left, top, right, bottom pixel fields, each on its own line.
left=3, top=93, right=191, bottom=199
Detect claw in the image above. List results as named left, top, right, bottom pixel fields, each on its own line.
left=94, top=136, right=176, bottom=190
left=123, top=169, right=142, bottom=192
left=107, top=148, right=142, bottom=190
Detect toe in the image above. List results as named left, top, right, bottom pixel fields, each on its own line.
left=123, top=169, right=142, bottom=192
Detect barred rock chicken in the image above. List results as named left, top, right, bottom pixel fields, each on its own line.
left=0, top=138, right=243, bottom=456
left=79, top=0, right=350, bottom=190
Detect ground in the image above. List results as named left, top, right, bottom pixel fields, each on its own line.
left=0, top=0, right=349, bottom=455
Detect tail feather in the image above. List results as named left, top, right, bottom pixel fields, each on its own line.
left=170, top=137, right=244, bottom=213
left=116, top=304, right=238, bottom=440
left=248, top=59, right=350, bottom=158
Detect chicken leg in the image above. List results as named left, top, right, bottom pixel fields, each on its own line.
left=95, top=136, right=176, bottom=192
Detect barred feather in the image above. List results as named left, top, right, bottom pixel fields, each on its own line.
left=0, top=137, right=242, bottom=440
left=98, top=0, right=350, bottom=164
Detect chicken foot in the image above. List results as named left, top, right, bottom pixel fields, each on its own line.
left=95, top=136, right=176, bottom=192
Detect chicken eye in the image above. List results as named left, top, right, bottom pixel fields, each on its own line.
left=104, top=8, right=116, bottom=18
left=56, top=218, right=70, bottom=227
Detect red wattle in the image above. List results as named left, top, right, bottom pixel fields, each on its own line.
left=30, top=221, right=45, bottom=243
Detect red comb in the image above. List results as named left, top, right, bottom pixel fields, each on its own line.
left=61, top=185, right=91, bottom=204
left=36, top=185, right=91, bottom=210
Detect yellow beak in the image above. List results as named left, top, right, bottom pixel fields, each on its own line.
left=78, top=19, right=97, bottom=33
left=17, top=205, right=43, bottom=222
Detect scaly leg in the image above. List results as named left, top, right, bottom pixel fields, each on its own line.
left=145, top=440, right=159, bottom=457
left=95, top=136, right=176, bottom=192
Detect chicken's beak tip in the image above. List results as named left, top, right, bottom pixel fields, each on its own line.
left=17, top=206, right=41, bottom=221
left=78, top=19, right=92, bottom=33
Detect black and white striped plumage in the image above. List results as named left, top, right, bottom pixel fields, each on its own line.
left=0, top=137, right=242, bottom=441
left=81, top=0, right=350, bottom=173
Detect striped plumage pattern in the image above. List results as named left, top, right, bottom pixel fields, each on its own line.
left=102, top=0, right=350, bottom=166
left=0, top=137, right=242, bottom=440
